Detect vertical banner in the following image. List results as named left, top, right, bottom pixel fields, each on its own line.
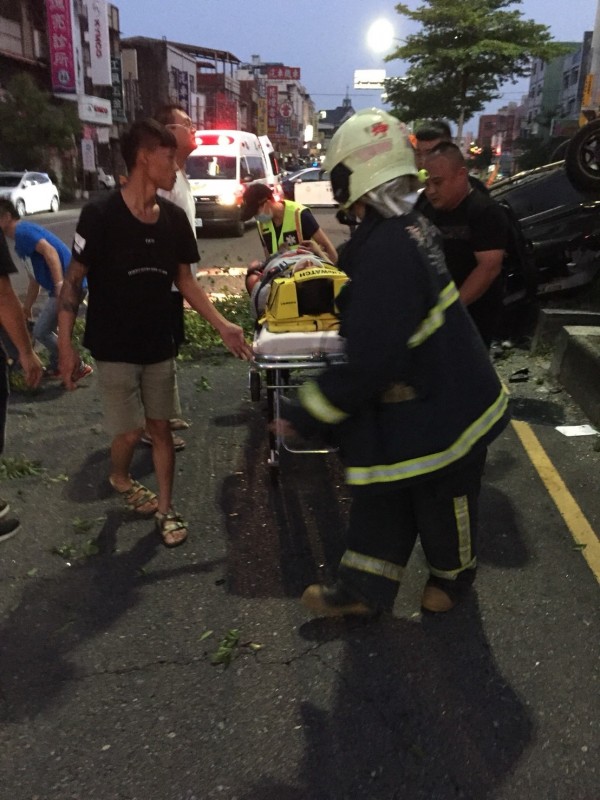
left=46, top=0, right=77, bottom=93
left=81, top=138, right=96, bottom=172
left=110, top=56, right=127, bottom=123
left=86, top=0, right=112, bottom=86
left=177, top=71, right=189, bottom=113
left=256, top=98, right=267, bottom=136
left=267, top=84, right=278, bottom=135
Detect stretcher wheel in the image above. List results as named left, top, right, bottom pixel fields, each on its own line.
left=250, top=370, right=261, bottom=401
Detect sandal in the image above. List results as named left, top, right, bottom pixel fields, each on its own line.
left=110, top=478, right=158, bottom=516
left=140, top=432, right=186, bottom=451
left=155, top=509, right=188, bottom=548
left=169, top=418, right=190, bottom=431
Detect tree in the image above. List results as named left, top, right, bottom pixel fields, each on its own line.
left=384, top=0, right=571, bottom=141
left=0, top=73, right=80, bottom=173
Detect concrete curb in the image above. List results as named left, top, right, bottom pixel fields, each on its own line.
left=550, top=325, right=600, bottom=427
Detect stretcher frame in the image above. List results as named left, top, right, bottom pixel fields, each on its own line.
left=249, top=328, right=346, bottom=474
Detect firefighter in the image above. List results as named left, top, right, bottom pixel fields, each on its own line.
left=273, top=108, right=510, bottom=617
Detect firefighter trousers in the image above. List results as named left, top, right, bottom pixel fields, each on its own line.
left=338, top=447, right=487, bottom=610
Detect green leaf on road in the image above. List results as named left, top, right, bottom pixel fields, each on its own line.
left=210, top=628, right=240, bottom=667
left=199, top=629, right=214, bottom=642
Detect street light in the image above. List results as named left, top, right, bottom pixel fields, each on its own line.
left=366, top=18, right=395, bottom=54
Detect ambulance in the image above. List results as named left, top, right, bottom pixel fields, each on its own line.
left=186, top=130, right=281, bottom=237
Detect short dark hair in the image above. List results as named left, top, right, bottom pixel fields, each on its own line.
left=0, top=198, right=19, bottom=220
left=425, top=141, right=466, bottom=167
left=414, top=121, right=452, bottom=142
left=120, top=119, right=177, bottom=172
left=153, top=103, right=187, bottom=127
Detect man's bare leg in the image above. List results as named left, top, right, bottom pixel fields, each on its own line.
left=109, top=429, right=143, bottom=490
left=145, top=418, right=175, bottom=514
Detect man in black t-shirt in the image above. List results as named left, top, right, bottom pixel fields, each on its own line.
left=417, top=143, right=508, bottom=348
left=0, top=230, right=43, bottom=542
left=58, top=120, right=252, bottom=548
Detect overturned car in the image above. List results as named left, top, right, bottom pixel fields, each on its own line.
left=490, top=138, right=600, bottom=305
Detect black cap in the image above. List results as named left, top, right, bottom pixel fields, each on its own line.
left=240, top=183, right=274, bottom=221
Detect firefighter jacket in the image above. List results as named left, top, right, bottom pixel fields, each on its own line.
left=257, top=200, right=309, bottom=255
left=281, top=206, right=510, bottom=494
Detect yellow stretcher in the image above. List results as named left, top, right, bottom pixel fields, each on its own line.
left=249, top=253, right=347, bottom=475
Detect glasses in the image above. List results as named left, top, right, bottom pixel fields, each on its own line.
left=167, top=122, right=196, bottom=132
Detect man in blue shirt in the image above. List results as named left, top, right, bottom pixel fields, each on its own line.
left=0, top=199, right=92, bottom=381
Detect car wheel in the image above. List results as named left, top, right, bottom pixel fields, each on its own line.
left=565, top=119, right=600, bottom=192
left=50, top=195, right=59, bottom=212
left=15, top=199, right=26, bottom=217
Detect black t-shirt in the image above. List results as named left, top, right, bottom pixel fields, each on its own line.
left=417, top=189, right=508, bottom=287
left=0, top=229, right=17, bottom=279
left=0, top=230, right=17, bottom=368
left=72, top=192, right=199, bottom=364
left=417, top=189, right=508, bottom=346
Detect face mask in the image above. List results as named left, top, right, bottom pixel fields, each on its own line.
left=255, top=212, right=272, bottom=223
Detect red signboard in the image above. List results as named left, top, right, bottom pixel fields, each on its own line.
left=267, top=66, right=301, bottom=81
left=46, top=0, right=76, bottom=93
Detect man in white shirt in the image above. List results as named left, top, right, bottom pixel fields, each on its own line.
left=146, top=104, right=199, bottom=448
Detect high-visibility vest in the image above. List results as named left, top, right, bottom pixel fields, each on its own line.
left=258, top=200, right=306, bottom=254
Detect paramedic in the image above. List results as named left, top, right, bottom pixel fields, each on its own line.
left=274, top=108, right=510, bottom=617
left=241, top=183, right=338, bottom=292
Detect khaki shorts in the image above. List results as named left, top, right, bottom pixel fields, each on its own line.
left=96, top=359, right=181, bottom=437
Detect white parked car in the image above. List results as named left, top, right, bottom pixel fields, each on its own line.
left=97, top=167, right=116, bottom=189
left=0, top=171, right=60, bottom=216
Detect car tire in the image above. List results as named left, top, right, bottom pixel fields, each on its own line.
left=565, top=119, right=600, bottom=192
left=15, top=199, right=26, bottom=217
left=50, top=195, right=59, bottom=212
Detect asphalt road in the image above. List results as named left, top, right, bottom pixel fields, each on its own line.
left=0, top=200, right=598, bottom=799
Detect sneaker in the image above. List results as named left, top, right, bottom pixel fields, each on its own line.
left=0, top=499, right=10, bottom=518
left=43, top=369, right=62, bottom=380
left=0, top=515, right=20, bottom=544
left=73, top=362, right=93, bottom=381
left=300, top=582, right=377, bottom=618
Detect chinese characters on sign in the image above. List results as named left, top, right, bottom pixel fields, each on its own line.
left=266, top=66, right=301, bottom=81
left=267, top=84, right=278, bottom=134
left=111, top=56, right=127, bottom=123
left=86, top=0, right=111, bottom=86
left=46, top=0, right=76, bottom=93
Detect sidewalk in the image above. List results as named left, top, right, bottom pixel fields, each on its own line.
left=0, top=355, right=598, bottom=799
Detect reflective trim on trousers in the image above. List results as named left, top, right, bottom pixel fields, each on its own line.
left=340, top=549, right=404, bottom=583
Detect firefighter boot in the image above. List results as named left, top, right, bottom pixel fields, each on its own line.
left=301, top=582, right=378, bottom=618
left=421, top=572, right=474, bottom=613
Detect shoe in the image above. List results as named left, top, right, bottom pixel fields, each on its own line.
left=0, top=515, right=20, bottom=544
left=421, top=579, right=458, bottom=613
left=140, top=432, right=186, bottom=451
left=300, top=583, right=377, bottom=618
left=0, top=499, right=9, bottom=518
left=73, top=362, right=93, bottom=381
left=43, top=369, right=61, bottom=380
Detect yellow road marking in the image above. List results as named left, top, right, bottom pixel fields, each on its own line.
left=511, top=419, right=600, bottom=583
